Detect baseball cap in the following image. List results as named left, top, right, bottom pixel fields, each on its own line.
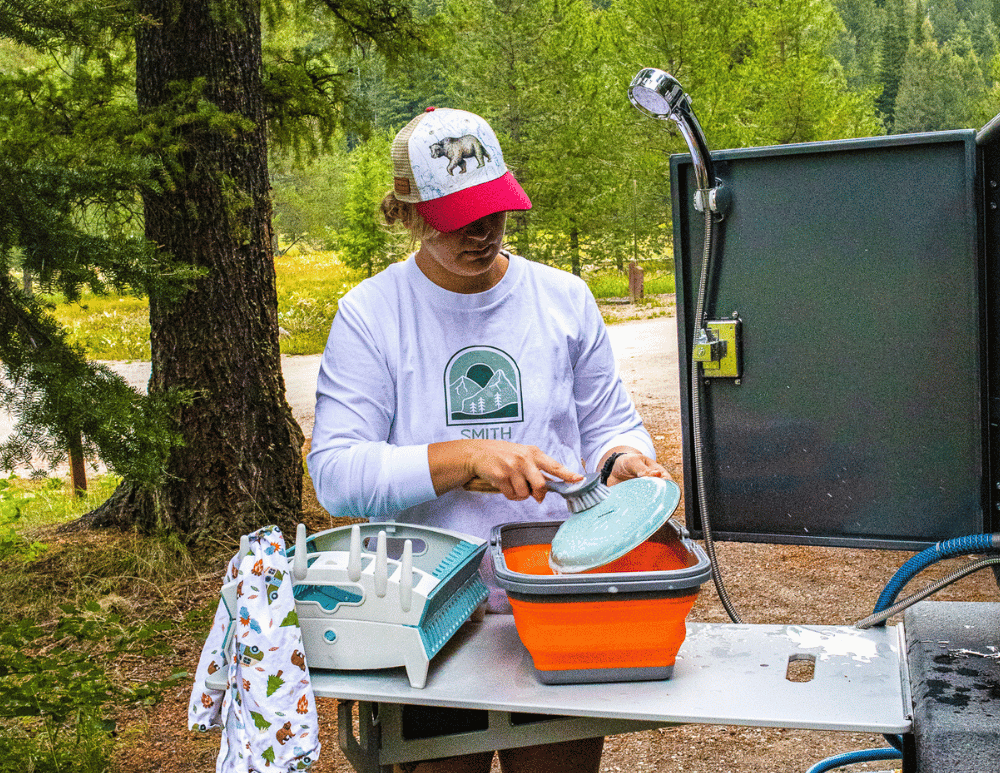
left=391, top=107, right=532, bottom=233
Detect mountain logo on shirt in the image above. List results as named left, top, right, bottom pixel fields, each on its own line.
left=444, top=346, right=523, bottom=425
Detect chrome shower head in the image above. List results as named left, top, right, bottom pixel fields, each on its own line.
left=629, top=67, right=719, bottom=206
left=628, top=68, right=689, bottom=122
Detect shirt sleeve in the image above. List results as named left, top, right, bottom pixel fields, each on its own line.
left=306, top=294, right=437, bottom=520
left=571, top=289, right=655, bottom=472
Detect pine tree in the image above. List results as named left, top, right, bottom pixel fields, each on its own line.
left=1, top=0, right=423, bottom=539
left=832, top=0, right=883, bottom=87
left=337, top=132, right=402, bottom=278
left=876, top=0, right=911, bottom=130
left=271, top=137, right=352, bottom=252
left=893, top=24, right=947, bottom=133
left=0, top=1, right=191, bottom=483
left=78, top=0, right=309, bottom=536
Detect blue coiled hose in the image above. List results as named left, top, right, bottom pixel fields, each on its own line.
left=873, top=534, right=1000, bottom=625
left=806, top=532, right=1000, bottom=772
left=872, top=533, right=1000, bottom=619
left=805, top=748, right=902, bottom=773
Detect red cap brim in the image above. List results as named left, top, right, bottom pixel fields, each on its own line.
left=415, top=171, right=531, bottom=233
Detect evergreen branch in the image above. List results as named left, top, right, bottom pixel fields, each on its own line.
left=0, top=273, right=184, bottom=482
left=312, top=0, right=421, bottom=53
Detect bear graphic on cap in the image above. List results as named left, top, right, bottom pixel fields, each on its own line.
left=429, top=135, right=491, bottom=176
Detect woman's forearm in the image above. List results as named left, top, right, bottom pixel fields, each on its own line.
left=428, top=439, right=583, bottom=502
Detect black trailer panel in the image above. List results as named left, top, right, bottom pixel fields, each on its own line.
left=671, top=131, right=994, bottom=548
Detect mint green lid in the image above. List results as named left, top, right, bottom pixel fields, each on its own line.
left=547, top=476, right=681, bottom=574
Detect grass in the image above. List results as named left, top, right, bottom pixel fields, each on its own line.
left=0, top=475, right=122, bottom=564
left=50, top=294, right=152, bottom=361
left=583, top=262, right=676, bottom=299
left=42, top=250, right=675, bottom=360
left=43, top=250, right=363, bottom=360
left=598, top=296, right=671, bottom=326
left=0, top=473, right=226, bottom=773
left=274, top=249, right=362, bottom=355
left=0, top=474, right=223, bottom=616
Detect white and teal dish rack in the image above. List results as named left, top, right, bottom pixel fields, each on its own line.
left=216, top=522, right=489, bottom=689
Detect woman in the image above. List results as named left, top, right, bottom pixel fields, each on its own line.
left=308, top=107, right=668, bottom=773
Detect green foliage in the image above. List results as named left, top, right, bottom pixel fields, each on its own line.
left=271, top=134, right=352, bottom=251
left=876, top=0, right=916, bottom=129
left=336, top=132, right=405, bottom=277
left=43, top=250, right=364, bottom=358
left=278, top=293, right=344, bottom=354
left=833, top=0, right=882, bottom=86
left=738, top=0, right=884, bottom=144
left=0, top=278, right=187, bottom=483
left=836, top=0, right=1000, bottom=133
left=0, top=604, right=181, bottom=773
left=0, top=506, right=207, bottom=625
left=0, top=4, right=185, bottom=303
left=0, top=473, right=227, bottom=771
left=895, top=19, right=990, bottom=132
left=585, top=267, right=676, bottom=299
left=0, top=1, right=194, bottom=482
left=438, top=0, right=670, bottom=268
left=276, top=250, right=361, bottom=354
left=0, top=479, right=48, bottom=562
left=1, top=472, right=118, bottom=523
left=0, top=0, right=430, bottom=499
left=0, top=473, right=120, bottom=565
left=0, top=484, right=187, bottom=772
left=54, top=295, right=152, bottom=361
left=261, top=0, right=430, bottom=155
left=403, top=0, right=886, bottom=277
left=890, top=15, right=992, bottom=133
left=971, top=52, right=1000, bottom=126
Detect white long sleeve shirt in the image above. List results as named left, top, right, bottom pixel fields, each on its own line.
left=307, top=253, right=654, bottom=607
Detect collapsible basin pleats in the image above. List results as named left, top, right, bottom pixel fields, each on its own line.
left=491, top=520, right=711, bottom=684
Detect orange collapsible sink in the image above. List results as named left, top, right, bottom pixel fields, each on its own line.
left=490, top=519, right=710, bottom=684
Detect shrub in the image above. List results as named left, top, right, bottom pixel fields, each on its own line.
left=0, top=605, right=181, bottom=773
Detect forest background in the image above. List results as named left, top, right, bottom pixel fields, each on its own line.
left=1, top=0, right=999, bottom=770
left=18, top=0, right=994, bottom=361
left=265, top=0, right=1000, bottom=276
left=4, top=0, right=999, bottom=457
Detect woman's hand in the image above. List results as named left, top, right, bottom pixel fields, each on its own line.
left=601, top=448, right=671, bottom=487
left=429, top=439, right=582, bottom=503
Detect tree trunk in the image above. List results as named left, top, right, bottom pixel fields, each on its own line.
left=570, top=223, right=580, bottom=277
left=84, top=0, right=303, bottom=540
left=68, top=431, right=87, bottom=497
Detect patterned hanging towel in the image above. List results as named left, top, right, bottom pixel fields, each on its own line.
left=189, top=525, right=321, bottom=772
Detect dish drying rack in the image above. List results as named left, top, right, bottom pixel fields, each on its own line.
left=216, top=522, right=489, bottom=689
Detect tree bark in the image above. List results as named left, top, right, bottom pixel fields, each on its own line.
left=84, top=0, right=303, bottom=540
left=68, top=431, right=87, bottom=497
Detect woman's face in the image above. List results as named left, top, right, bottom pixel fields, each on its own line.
left=415, top=212, right=508, bottom=293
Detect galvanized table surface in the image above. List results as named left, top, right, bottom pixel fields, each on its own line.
left=309, top=615, right=912, bottom=734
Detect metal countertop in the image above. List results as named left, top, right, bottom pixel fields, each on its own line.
left=309, top=615, right=911, bottom=734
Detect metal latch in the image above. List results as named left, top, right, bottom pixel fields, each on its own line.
left=693, top=319, right=742, bottom=379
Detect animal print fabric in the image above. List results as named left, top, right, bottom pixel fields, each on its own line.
left=189, top=525, right=321, bottom=771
